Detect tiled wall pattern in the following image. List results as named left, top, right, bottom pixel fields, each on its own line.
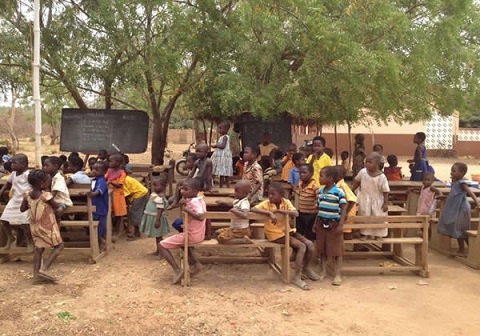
left=425, top=113, right=454, bottom=149
left=458, top=129, right=480, bottom=141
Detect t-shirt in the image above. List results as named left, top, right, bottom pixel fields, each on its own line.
left=231, top=197, right=250, bottom=229
left=185, top=196, right=207, bottom=241
left=281, top=157, right=295, bottom=181
left=243, top=161, right=264, bottom=198
left=317, top=185, right=346, bottom=220
left=70, top=171, right=91, bottom=184
left=384, top=166, right=402, bottom=181
left=51, top=172, right=73, bottom=207
left=259, top=143, right=278, bottom=158
left=336, top=179, right=357, bottom=220
left=91, top=176, right=109, bottom=216
left=254, top=198, right=296, bottom=241
left=297, top=179, right=319, bottom=213
left=123, top=175, right=148, bottom=200
left=306, top=153, right=333, bottom=188
left=288, top=166, right=301, bottom=188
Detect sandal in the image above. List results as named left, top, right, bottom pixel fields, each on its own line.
left=293, top=278, right=310, bottom=290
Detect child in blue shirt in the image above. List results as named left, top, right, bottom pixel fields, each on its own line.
left=288, top=152, right=305, bottom=189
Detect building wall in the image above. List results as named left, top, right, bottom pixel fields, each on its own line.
left=167, top=129, right=195, bottom=144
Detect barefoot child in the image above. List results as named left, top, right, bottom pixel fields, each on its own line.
left=306, top=136, right=332, bottom=188
left=158, top=178, right=206, bottom=284
left=352, top=152, right=390, bottom=240
left=372, top=144, right=385, bottom=171
left=408, top=132, right=429, bottom=181
left=335, top=165, right=357, bottom=240
left=215, top=180, right=253, bottom=244
left=414, top=172, right=442, bottom=239
left=437, top=162, right=479, bottom=256
left=252, top=182, right=319, bottom=290
left=105, top=153, right=127, bottom=235
left=242, top=146, right=264, bottom=205
left=0, top=154, right=31, bottom=249
left=296, top=164, right=319, bottom=241
left=211, top=121, right=233, bottom=188
left=315, top=166, right=348, bottom=286
left=20, top=170, right=64, bottom=284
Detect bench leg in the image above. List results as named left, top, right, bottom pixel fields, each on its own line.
left=281, top=247, right=290, bottom=284
left=90, top=225, right=100, bottom=262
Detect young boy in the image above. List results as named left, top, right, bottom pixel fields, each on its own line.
left=306, top=136, right=332, bottom=188
left=158, top=178, right=206, bottom=285
left=252, top=182, right=319, bottom=290
left=296, top=164, right=319, bottom=241
left=335, top=165, right=357, bottom=240
left=242, top=146, right=264, bottom=205
left=258, top=132, right=278, bottom=161
left=288, top=152, right=305, bottom=189
left=66, top=156, right=91, bottom=186
left=281, top=144, right=297, bottom=182
left=123, top=175, right=149, bottom=240
left=215, top=180, right=253, bottom=244
left=190, top=143, right=212, bottom=192
left=373, top=144, right=385, bottom=170
left=315, top=166, right=348, bottom=286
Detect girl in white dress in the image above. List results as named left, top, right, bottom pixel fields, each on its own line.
left=352, top=152, right=390, bottom=239
left=211, top=121, right=233, bottom=188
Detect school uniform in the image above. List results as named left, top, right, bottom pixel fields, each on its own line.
left=317, top=185, right=346, bottom=257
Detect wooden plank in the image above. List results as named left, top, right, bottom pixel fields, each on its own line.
left=342, top=266, right=422, bottom=273
left=351, top=215, right=428, bottom=223
left=344, top=223, right=423, bottom=229
left=69, top=183, right=90, bottom=189
left=197, top=256, right=268, bottom=264
left=210, top=222, right=264, bottom=228
left=345, top=251, right=395, bottom=257
left=204, top=212, right=270, bottom=221
left=64, top=205, right=96, bottom=214
left=192, top=239, right=282, bottom=248
left=346, top=238, right=423, bottom=244
left=466, top=230, right=478, bottom=237
left=60, top=220, right=99, bottom=228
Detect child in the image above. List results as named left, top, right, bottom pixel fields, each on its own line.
left=242, top=146, right=264, bottom=205
left=105, top=153, right=127, bottom=235
left=258, top=132, right=278, bottom=161
left=215, top=180, right=253, bottom=244
left=272, top=149, right=283, bottom=174
left=306, top=136, right=332, bottom=188
left=296, top=164, right=319, bottom=241
left=408, top=132, right=429, bottom=181
left=1, top=161, right=12, bottom=180
left=352, top=134, right=365, bottom=177
left=65, top=156, right=91, bottom=186
left=315, top=166, right=348, bottom=285
left=384, top=154, right=403, bottom=181
left=158, top=178, right=206, bottom=285
left=191, top=143, right=213, bottom=192
left=140, top=177, right=170, bottom=255
left=252, top=182, right=319, bottom=290
left=438, top=162, right=479, bottom=256
left=281, top=144, right=297, bottom=182
left=211, top=121, right=233, bottom=188
left=123, top=174, right=149, bottom=240
left=352, top=152, right=390, bottom=240
left=0, top=154, right=31, bottom=249
left=335, top=165, right=357, bottom=240
left=414, top=172, right=442, bottom=239
left=288, top=152, right=305, bottom=189
left=341, top=151, right=350, bottom=172
left=43, top=156, right=73, bottom=219
left=84, top=161, right=109, bottom=251
left=97, top=149, right=108, bottom=162
left=372, top=144, right=385, bottom=170
left=85, top=157, right=98, bottom=177
left=20, top=169, right=64, bottom=284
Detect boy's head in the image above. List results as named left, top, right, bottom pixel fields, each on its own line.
left=59, top=155, right=67, bottom=163
left=287, top=144, right=297, bottom=156
left=355, top=134, right=365, bottom=144
left=414, top=132, right=426, bottom=144
left=243, top=146, right=260, bottom=162
left=299, top=163, right=314, bottom=182
left=11, top=154, right=28, bottom=172
left=365, top=152, right=381, bottom=171
left=341, top=151, right=349, bottom=161
left=122, top=154, right=130, bottom=165
left=88, top=157, right=98, bottom=170
left=273, top=149, right=283, bottom=161
left=108, top=153, right=124, bottom=169
left=261, top=132, right=271, bottom=145
left=68, top=152, right=79, bottom=160
left=182, top=178, right=202, bottom=198
left=68, top=156, right=84, bottom=173
left=324, top=147, right=333, bottom=158
left=312, top=136, right=326, bottom=155
left=292, top=152, right=305, bottom=167
left=41, top=155, right=49, bottom=167
left=195, top=143, right=209, bottom=159
left=0, top=147, right=8, bottom=157
left=422, top=172, right=435, bottom=188
left=98, top=149, right=108, bottom=160
left=373, top=144, right=383, bottom=154
left=92, top=161, right=108, bottom=177
left=43, top=156, right=62, bottom=175
left=268, top=182, right=284, bottom=204
left=335, top=165, right=346, bottom=181
left=234, top=179, right=251, bottom=200
left=319, top=166, right=338, bottom=186
left=387, top=154, right=398, bottom=167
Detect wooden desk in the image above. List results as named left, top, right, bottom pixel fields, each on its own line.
left=388, top=181, right=446, bottom=189
left=205, top=188, right=234, bottom=197
left=388, top=205, right=408, bottom=215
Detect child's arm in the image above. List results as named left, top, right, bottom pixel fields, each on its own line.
left=275, top=208, right=299, bottom=217
left=345, top=201, right=355, bottom=216
left=336, top=203, right=348, bottom=234
left=351, top=180, right=360, bottom=192
left=382, top=192, right=389, bottom=212
left=430, top=186, right=443, bottom=198
left=155, top=208, right=164, bottom=228
left=20, top=194, right=29, bottom=212
left=108, top=181, right=123, bottom=188
left=212, top=136, right=227, bottom=149
left=251, top=207, right=277, bottom=223
left=281, top=155, right=290, bottom=167
left=461, top=183, right=480, bottom=208
left=65, top=177, right=73, bottom=187
left=230, top=207, right=248, bottom=219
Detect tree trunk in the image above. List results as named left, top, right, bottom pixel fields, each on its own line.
left=208, top=120, right=214, bottom=148
left=50, top=126, right=58, bottom=145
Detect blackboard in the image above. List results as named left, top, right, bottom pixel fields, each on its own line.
left=236, top=113, right=292, bottom=154
left=60, top=109, right=149, bottom=153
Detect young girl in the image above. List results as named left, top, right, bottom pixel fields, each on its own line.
left=438, top=162, right=479, bottom=256
left=415, top=172, right=442, bottom=239
left=43, top=156, right=73, bottom=219
left=105, top=153, right=127, bottom=235
left=0, top=154, right=31, bottom=249
left=20, top=169, right=64, bottom=284
left=140, top=177, right=170, bottom=255
left=352, top=152, right=390, bottom=240
left=384, top=154, right=403, bottom=181
left=352, top=134, right=365, bottom=177
left=409, top=132, right=429, bottom=181
left=211, top=121, right=233, bottom=188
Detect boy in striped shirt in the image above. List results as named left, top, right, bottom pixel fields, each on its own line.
left=314, top=166, right=348, bottom=286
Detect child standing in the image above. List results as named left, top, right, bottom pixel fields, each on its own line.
left=352, top=153, right=390, bottom=240
left=352, top=134, right=366, bottom=177
left=105, top=153, right=127, bottom=235
left=123, top=175, right=149, bottom=240
left=140, top=177, right=170, bottom=255
left=438, top=162, right=479, bottom=256
left=281, top=144, right=297, bottom=182
left=20, top=170, right=64, bottom=284
left=242, top=146, right=264, bottom=205
left=0, top=154, right=31, bottom=249
left=211, top=121, right=233, bottom=188
left=408, top=132, right=429, bottom=181
left=372, top=144, right=385, bottom=170
left=252, top=183, right=319, bottom=290
left=306, top=136, right=332, bottom=188
left=215, top=180, right=253, bottom=244
left=158, top=178, right=206, bottom=285
left=335, top=165, right=357, bottom=240
left=341, top=151, right=350, bottom=173
left=288, top=153, right=305, bottom=189
left=43, top=156, right=73, bottom=219
left=295, top=164, right=319, bottom=241
left=414, top=172, right=442, bottom=239
left=384, top=154, right=403, bottom=181
left=315, top=166, right=348, bottom=286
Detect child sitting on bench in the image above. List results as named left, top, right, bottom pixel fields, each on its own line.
left=252, top=182, right=319, bottom=290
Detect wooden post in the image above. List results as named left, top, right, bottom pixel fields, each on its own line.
left=87, top=196, right=100, bottom=262
left=106, top=191, right=113, bottom=251
left=281, top=214, right=291, bottom=284
left=183, top=212, right=190, bottom=287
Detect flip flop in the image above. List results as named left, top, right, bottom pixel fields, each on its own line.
left=303, top=269, right=321, bottom=281
left=172, top=270, right=183, bottom=285
left=293, top=278, right=310, bottom=290
left=37, top=271, right=57, bottom=283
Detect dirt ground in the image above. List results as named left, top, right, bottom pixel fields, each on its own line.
left=1, top=139, right=480, bottom=335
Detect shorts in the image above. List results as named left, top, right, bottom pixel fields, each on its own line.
left=296, top=212, right=317, bottom=241
left=216, top=227, right=251, bottom=244
left=94, top=214, right=107, bottom=238
left=159, top=232, right=186, bottom=249
left=129, top=194, right=148, bottom=226
left=316, top=219, right=344, bottom=257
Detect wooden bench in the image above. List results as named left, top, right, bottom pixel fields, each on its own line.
left=181, top=211, right=291, bottom=287
left=342, top=215, right=429, bottom=278
left=152, top=164, right=174, bottom=196
left=466, top=230, right=480, bottom=269
left=130, top=164, right=153, bottom=190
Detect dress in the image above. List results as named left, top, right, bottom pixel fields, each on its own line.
left=437, top=181, right=470, bottom=240
left=211, top=135, right=233, bottom=177
left=105, top=168, right=127, bottom=216
left=410, top=144, right=429, bottom=181
left=355, top=168, right=390, bottom=237
left=0, top=170, right=31, bottom=225
left=26, top=191, right=63, bottom=248
left=416, top=186, right=436, bottom=216
left=140, top=193, right=170, bottom=238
